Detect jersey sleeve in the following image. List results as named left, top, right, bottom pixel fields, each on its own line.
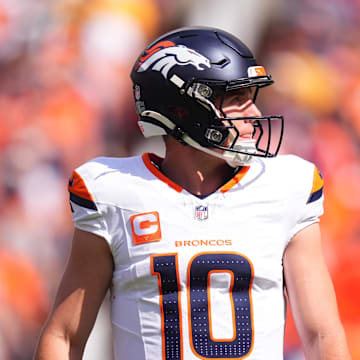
left=68, top=168, right=110, bottom=242
left=289, top=165, right=324, bottom=239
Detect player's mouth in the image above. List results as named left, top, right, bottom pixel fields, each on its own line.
left=239, top=134, right=253, bottom=139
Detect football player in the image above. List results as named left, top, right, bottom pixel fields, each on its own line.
left=34, top=27, right=350, bottom=360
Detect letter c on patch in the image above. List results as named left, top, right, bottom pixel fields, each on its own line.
left=130, top=211, right=162, bottom=245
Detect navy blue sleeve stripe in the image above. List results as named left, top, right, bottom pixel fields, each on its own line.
left=69, top=192, right=97, bottom=210
left=307, top=187, right=323, bottom=204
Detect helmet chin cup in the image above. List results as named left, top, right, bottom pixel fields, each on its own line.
left=183, top=134, right=256, bottom=167
left=223, top=139, right=257, bottom=167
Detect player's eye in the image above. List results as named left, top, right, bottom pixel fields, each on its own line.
left=226, top=88, right=253, bottom=104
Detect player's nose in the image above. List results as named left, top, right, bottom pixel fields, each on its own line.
left=243, top=102, right=261, bottom=119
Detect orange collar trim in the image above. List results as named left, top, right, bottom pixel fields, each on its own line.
left=142, top=153, right=183, bottom=193
left=220, top=165, right=250, bottom=193
left=142, top=153, right=250, bottom=195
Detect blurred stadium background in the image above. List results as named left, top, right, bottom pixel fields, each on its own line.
left=0, top=0, right=359, bottom=359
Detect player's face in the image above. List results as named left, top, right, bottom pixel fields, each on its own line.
left=215, top=87, right=260, bottom=140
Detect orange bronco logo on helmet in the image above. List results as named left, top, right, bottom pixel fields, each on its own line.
left=135, top=41, right=211, bottom=79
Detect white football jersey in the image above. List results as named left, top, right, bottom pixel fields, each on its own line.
left=68, top=153, right=324, bottom=360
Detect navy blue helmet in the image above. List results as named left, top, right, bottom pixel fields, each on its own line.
left=130, top=26, right=284, bottom=166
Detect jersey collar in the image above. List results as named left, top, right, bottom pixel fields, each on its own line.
left=142, top=152, right=250, bottom=194
left=142, top=153, right=182, bottom=192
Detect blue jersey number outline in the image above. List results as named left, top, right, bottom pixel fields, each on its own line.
left=151, top=252, right=254, bottom=359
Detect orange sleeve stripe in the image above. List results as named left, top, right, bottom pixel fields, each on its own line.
left=68, top=170, right=95, bottom=202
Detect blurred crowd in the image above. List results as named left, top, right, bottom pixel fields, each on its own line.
left=0, top=0, right=359, bottom=359
left=257, top=0, right=360, bottom=358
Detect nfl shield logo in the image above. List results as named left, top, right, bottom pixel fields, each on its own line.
left=195, top=205, right=208, bottom=221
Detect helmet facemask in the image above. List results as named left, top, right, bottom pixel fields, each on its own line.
left=180, top=79, right=284, bottom=167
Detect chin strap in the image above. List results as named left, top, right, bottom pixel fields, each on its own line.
left=138, top=110, right=175, bottom=137
left=183, top=135, right=255, bottom=167
left=138, top=109, right=255, bottom=167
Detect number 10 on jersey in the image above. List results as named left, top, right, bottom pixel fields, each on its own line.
left=151, top=252, right=254, bottom=359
